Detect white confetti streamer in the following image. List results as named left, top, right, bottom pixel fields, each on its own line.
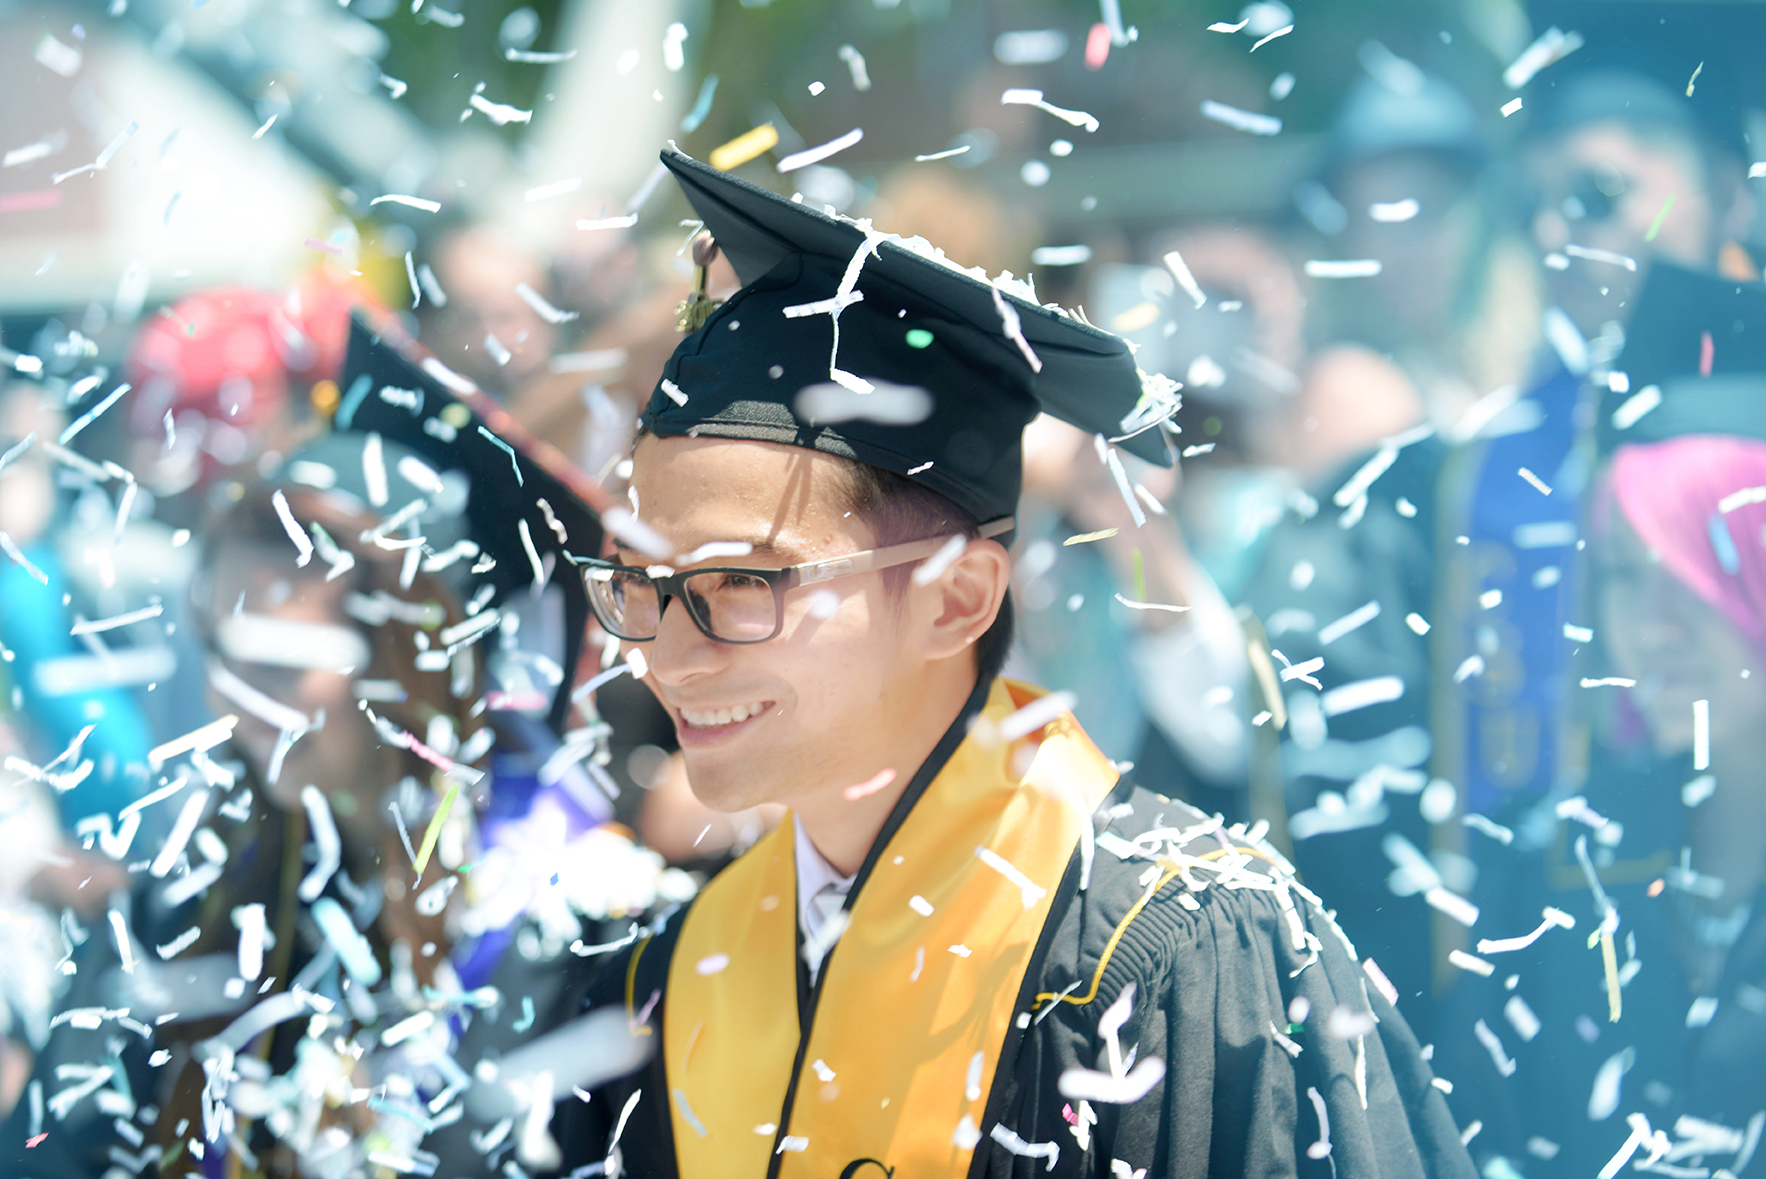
left=999, top=691, right=1077, bottom=742
left=1161, top=249, right=1207, bottom=308
left=1305, top=259, right=1383, bottom=278
left=777, top=127, right=865, bottom=172
left=469, top=94, right=533, bottom=125
left=148, top=792, right=209, bottom=882
left=911, top=535, right=969, bottom=587
left=977, top=846, right=1049, bottom=909
left=1305, top=1086, right=1332, bottom=1158
left=1428, top=889, right=1480, bottom=928
left=837, top=43, right=870, bottom=90
left=1611, top=385, right=1662, bottom=430
left=1694, top=699, right=1710, bottom=771
left=69, top=603, right=163, bottom=635
left=371, top=193, right=442, bottom=213
left=1318, top=601, right=1381, bottom=646
left=147, top=715, right=238, bottom=770
left=1448, top=948, right=1494, bottom=976
left=1001, top=89, right=1100, bottom=132
left=1, top=530, right=49, bottom=584
left=1474, top=1019, right=1517, bottom=1076
left=1200, top=100, right=1280, bottom=135
left=1504, top=995, right=1542, bottom=1042
left=519, top=519, right=548, bottom=589
left=298, top=786, right=341, bottom=902
left=209, top=662, right=312, bottom=734
left=108, top=907, right=136, bottom=974
left=989, top=1123, right=1062, bottom=1169
left=1320, top=676, right=1403, bottom=716
left=236, top=902, right=266, bottom=981
left=1517, top=467, right=1552, bottom=495
left=271, top=490, right=314, bottom=566
left=1504, top=26, right=1584, bottom=88
left=1056, top=1058, right=1166, bottom=1105
left=59, top=383, right=130, bottom=445
left=1564, top=243, right=1636, bottom=271
left=516, top=282, right=580, bottom=324
left=991, top=287, right=1043, bottom=373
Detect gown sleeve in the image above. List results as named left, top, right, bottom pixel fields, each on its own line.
left=985, top=794, right=1477, bottom=1179
left=546, top=914, right=684, bottom=1179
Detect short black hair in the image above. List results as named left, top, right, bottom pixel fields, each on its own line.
left=835, top=457, right=1015, bottom=688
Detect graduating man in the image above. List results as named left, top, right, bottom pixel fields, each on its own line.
left=535, top=149, right=1473, bottom=1179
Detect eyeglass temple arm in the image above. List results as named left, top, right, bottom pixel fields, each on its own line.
left=796, top=515, right=1015, bottom=587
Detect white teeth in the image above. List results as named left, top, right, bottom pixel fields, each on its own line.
left=682, top=702, right=768, bottom=728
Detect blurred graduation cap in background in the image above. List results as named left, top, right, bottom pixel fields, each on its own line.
left=1599, top=263, right=1766, bottom=452
left=643, top=147, right=1173, bottom=529
left=334, top=317, right=614, bottom=733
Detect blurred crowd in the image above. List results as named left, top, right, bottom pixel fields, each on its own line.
left=3, top=0, right=1766, bottom=1174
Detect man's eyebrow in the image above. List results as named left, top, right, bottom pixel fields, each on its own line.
left=612, top=537, right=800, bottom=563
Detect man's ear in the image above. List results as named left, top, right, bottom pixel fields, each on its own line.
left=917, top=537, right=1011, bottom=662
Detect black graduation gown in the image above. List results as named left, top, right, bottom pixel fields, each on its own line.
left=1442, top=745, right=1766, bottom=1178
left=551, top=678, right=1476, bottom=1179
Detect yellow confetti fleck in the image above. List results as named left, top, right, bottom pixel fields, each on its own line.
left=413, top=778, right=460, bottom=876
left=1063, top=529, right=1119, bottom=546
left=709, top=124, right=779, bottom=172
left=1599, top=926, right=1621, bottom=1022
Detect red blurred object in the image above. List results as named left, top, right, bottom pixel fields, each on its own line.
left=126, top=287, right=291, bottom=436
left=125, top=272, right=387, bottom=436
left=1085, top=23, right=1111, bottom=70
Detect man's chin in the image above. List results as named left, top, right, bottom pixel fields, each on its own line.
left=683, top=762, right=780, bottom=816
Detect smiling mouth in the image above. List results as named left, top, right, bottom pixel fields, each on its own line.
left=679, top=701, right=775, bottom=730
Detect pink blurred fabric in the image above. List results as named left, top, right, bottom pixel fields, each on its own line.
left=1605, top=434, right=1766, bottom=645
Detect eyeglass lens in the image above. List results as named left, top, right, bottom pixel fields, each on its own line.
left=589, top=568, right=779, bottom=642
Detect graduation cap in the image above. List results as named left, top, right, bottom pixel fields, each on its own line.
left=1599, top=262, right=1766, bottom=453
left=335, top=317, right=612, bottom=732
left=644, top=147, right=1172, bottom=526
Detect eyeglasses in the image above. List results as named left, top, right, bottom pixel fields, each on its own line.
left=577, top=517, right=1013, bottom=645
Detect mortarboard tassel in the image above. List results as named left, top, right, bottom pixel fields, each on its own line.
left=675, top=233, right=725, bottom=333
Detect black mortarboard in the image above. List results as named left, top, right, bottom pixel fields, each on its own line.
left=1599, top=262, right=1766, bottom=453
left=336, top=318, right=611, bottom=733
left=643, top=148, right=1171, bottom=525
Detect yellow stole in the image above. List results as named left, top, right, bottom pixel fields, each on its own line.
left=663, top=679, right=1118, bottom=1177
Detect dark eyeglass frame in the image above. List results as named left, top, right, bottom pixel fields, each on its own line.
left=577, top=515, right=1014, bottom=645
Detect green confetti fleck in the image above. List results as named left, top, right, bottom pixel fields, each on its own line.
left=1645, top=194, right=1675, bottom=242
left=905, top=328, right=934, bottom=349
left=1132, top=548, right=1146, bottom=602
left=413, top=778, right=460, bottom=876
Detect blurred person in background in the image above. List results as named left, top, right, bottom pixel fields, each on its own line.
left=1438, top=59, right=1757, bottom=870
left=1443, top=434, right=1766, bottom=1177
left=1, top=431, right=681, bottom=1177
left=415, top=222, right=564, bottom=403
left=1098, top=204, right=1448, bottom=1027
left=1303, top=62, right=1542, bottom=428
left=117, top=274, right=397, bottom=787
left=1015, top=222, right=1313, bottom=823
left=125, top=272, right=389, bottom=524
left=1014, top=414, right=1254, bottom=820
left=0, top=381, right=153, bottom=828
left=0, top=697, right=126, bottom=1121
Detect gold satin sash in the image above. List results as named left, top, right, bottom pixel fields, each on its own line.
left=664, top=679, right=1119, bottom=1177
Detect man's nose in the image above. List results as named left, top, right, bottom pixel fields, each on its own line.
left=646, top=593, right=726, bottom=685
